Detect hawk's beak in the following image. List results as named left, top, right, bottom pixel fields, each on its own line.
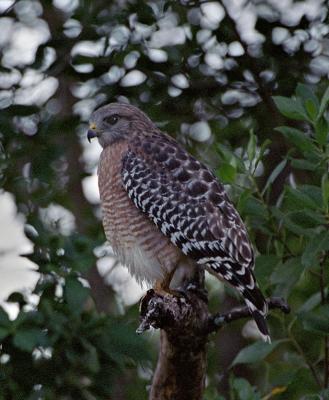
left=87, top=123, right=98, bottom=143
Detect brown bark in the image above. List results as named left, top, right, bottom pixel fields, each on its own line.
left=150, top=330, right=207, bottom=400
left=139, top=288, right=289, bottom=400
left=139, top=289, right=209, bottom=400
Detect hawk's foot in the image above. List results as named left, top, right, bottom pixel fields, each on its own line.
left=154, top=275, right=187, bottom=298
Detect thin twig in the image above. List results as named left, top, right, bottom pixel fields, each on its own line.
left=207, top=297, right=290, bottom=333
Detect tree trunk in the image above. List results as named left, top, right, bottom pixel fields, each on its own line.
left=150, top=330, right=207, bottom=400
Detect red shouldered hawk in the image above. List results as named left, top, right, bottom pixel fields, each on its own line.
left=87, top=103, right=270, bottom=342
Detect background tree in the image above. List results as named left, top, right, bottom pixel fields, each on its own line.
left=0, top=0, right=328, bottom=399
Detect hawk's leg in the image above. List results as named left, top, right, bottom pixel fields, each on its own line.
left=154, top=267, right=189, bottom=299
left=154, top=268, right=177, bottom=297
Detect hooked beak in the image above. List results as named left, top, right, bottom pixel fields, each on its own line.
left=87, top=123, right=98, bottom=143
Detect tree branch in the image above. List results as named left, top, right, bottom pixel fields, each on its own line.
left=207, top=296, right=290, bottom=334
left=139, top=288, right=290, bottom=399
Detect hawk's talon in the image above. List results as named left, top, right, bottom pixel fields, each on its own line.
left=154, top=287, right=187, bottom=299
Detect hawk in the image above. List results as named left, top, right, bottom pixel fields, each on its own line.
left=87, top=103, right=270, bottom=342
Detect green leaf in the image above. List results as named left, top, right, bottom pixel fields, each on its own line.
left=13, top=328, right=47, bottom=352
left=261, top=159, right=287, bottom=196
left=285, top=187, right=319, bottom=210
left=298, top=290, right=327, bottom=313
left=300, top=185, right=323, bottom=206
left=247, top=131, right=256, bottom=162
left=296, top=84, right=319, bottom=121
left=270, top=257, right=302, bottom=297
left=237, top=189, right=253, bottom=213
left=271, top=208, right=315, bottom=237
left=243, top=196, right=268, bottom=218
left=275, top=126, right=315, bottom=153
left=288, top=210, right=327, bottom=228
left=298, top=305, right=329, bottom=335
left=232, top=340, right=283, bottom=366
left=315, top=117, right=328, bottom=146
left=318, top=85, right=329, bottom=119
left=305, top=99, right=318, bottom=121
left=64, top=277, right=90, bottom=315
left=268, top=358, right=301, bottom=388
left=217, top=163, right=236, bottom=183
left=301, top=231, right=329, bottom=267
left=290, top=158, right=317, bottom=171
left=258, top=139, right=272, bottom=159
left=216, top=143, right=235, bottom=163
left=254, top=255, right=280, bottom=289
left=296, top=83, right=319, bottom=109
left=232, top=378, right=261, bottom=400
left=322, top=175, right=329, bottom=211
left=252, top=138, right=272, bottom=174
left=282, top=368, right=319, bottom=399
left=273, top=96, right=308, bottom=121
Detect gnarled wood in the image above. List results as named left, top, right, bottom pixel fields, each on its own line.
left=138, top=287, right=290, bottom=400
left=138, top=289, right=209, bottom=400
left=150, top=330, right=207, bottom=400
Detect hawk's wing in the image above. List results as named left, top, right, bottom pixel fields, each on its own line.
left=121, top=131, right=269, bottom=340
left=122, top=132, right=253, bottom=275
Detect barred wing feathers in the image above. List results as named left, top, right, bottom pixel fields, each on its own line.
left=121, top=132, right=269, bottom=341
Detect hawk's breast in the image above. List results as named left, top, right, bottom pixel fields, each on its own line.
left=98, top=142, right=182, bottom=285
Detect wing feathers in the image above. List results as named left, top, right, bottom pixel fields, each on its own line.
left=121, top=133, right=253, bottom=269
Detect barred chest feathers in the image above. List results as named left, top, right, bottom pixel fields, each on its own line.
left=97, top=143, right=182, bottom=285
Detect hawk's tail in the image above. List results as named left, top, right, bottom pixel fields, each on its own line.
left=240, top=278, right=270, bottom=343
left=208, top=262, right=270, bottom=342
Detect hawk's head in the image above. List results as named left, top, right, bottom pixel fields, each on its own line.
left=87, top=102, right=155, bottom=148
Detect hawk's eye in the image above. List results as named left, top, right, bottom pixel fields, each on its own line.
left=104, top=114, right=119, bottom=125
